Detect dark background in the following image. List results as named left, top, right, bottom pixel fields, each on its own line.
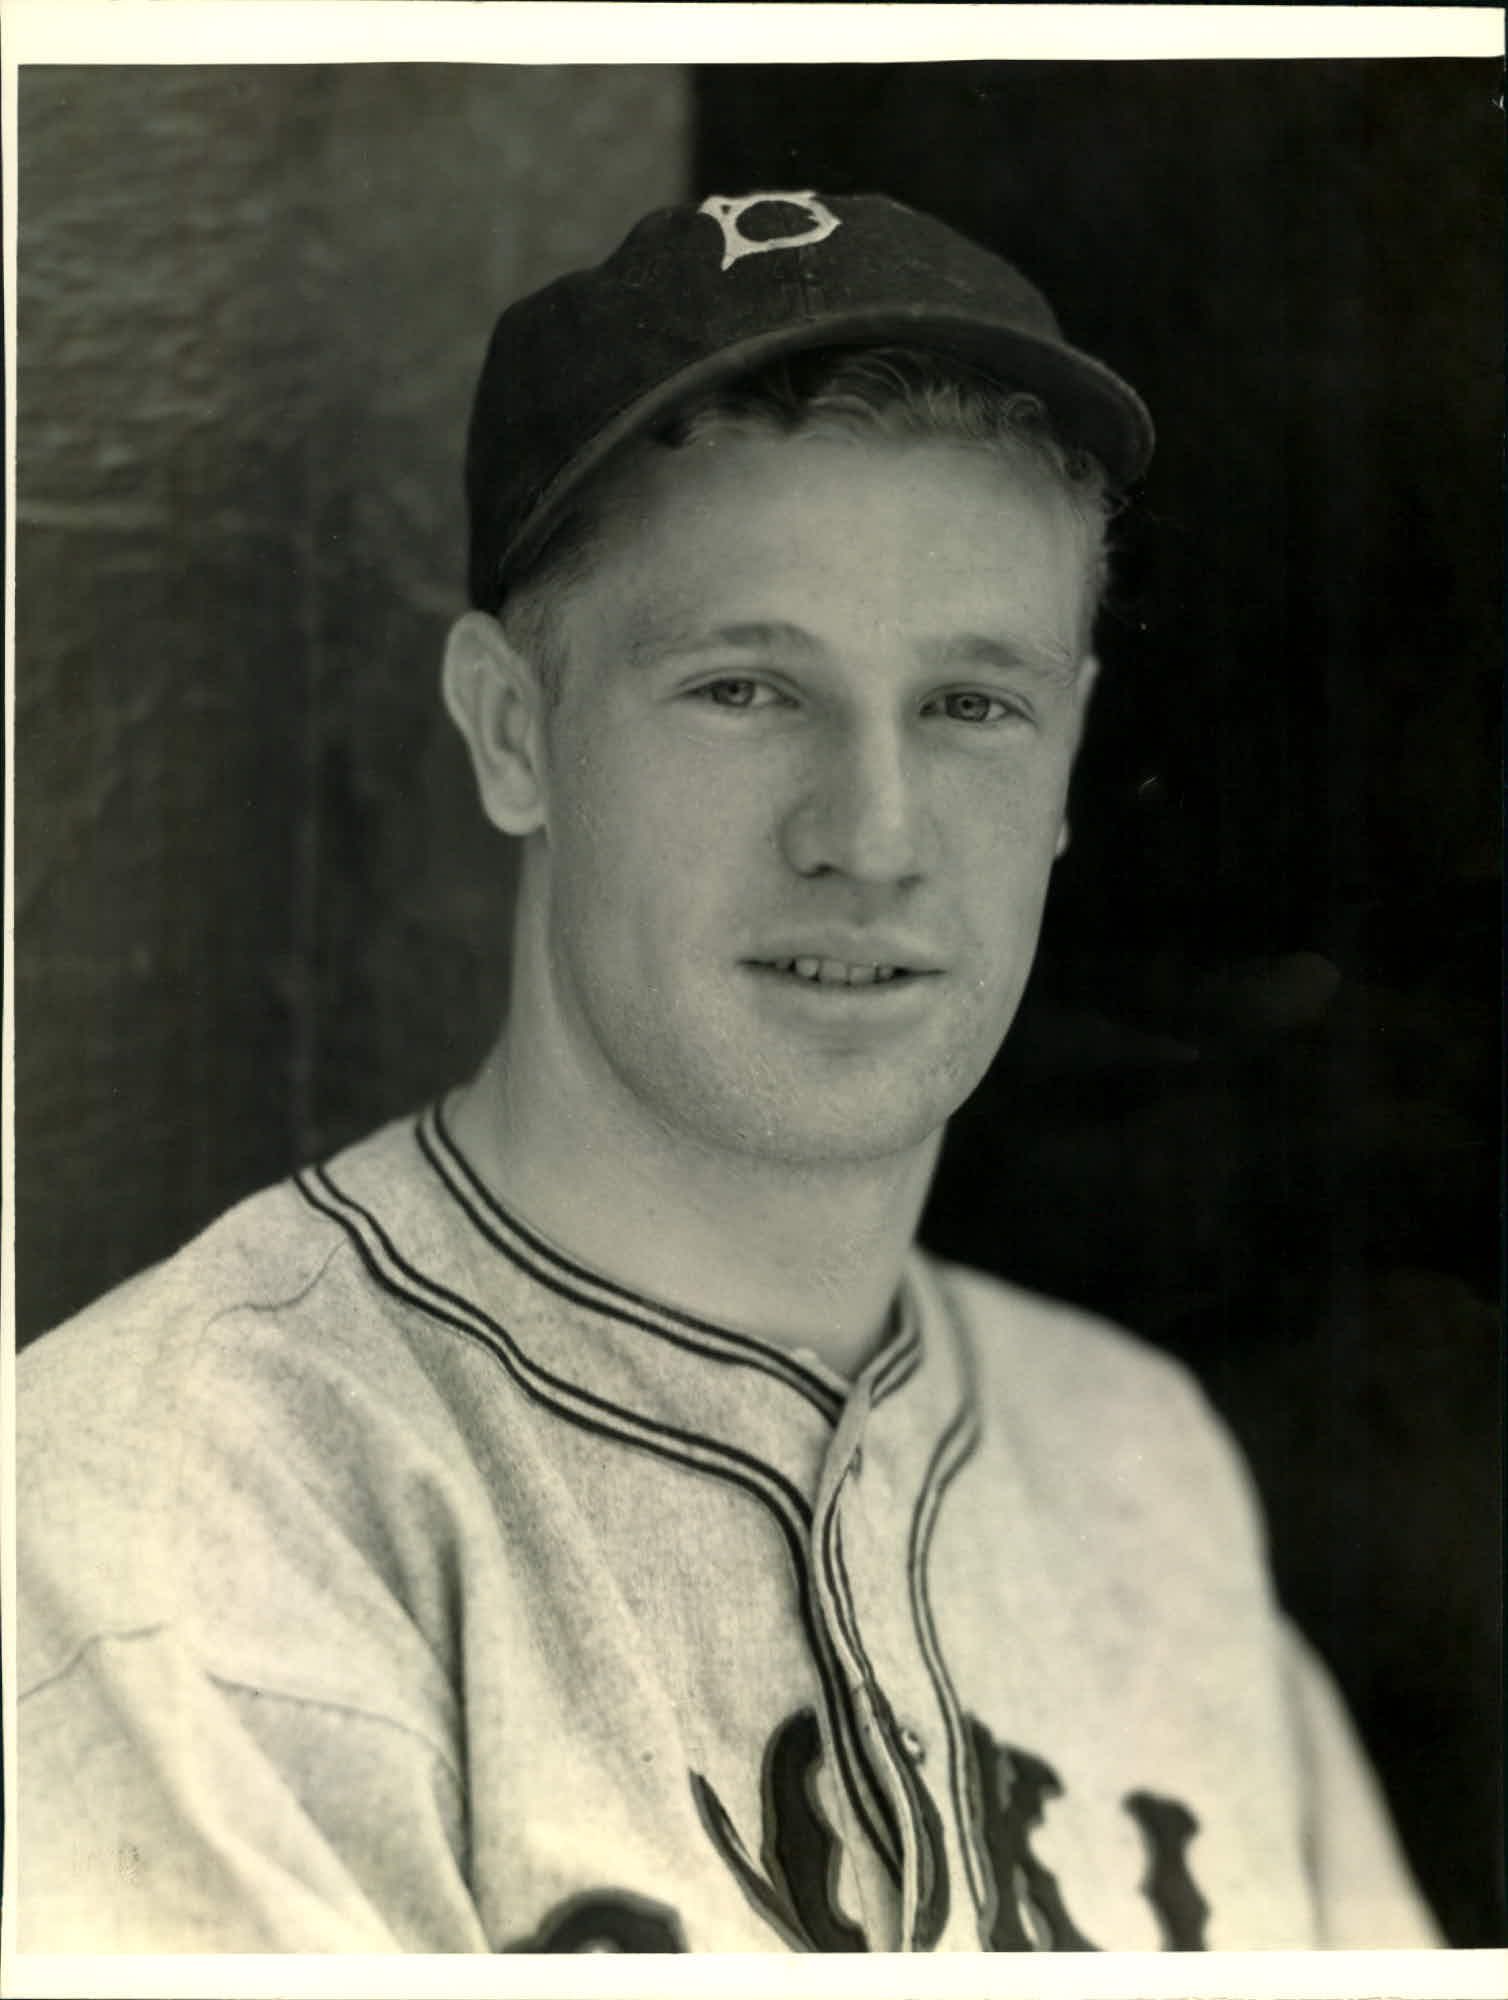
left=15, top=61, right=1503, bottom=1945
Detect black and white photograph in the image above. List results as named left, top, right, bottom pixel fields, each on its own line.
left=4, top=3, right=1503, bottom=1988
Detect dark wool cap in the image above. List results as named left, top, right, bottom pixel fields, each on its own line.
left=465, top=190, right=1154, bottom=607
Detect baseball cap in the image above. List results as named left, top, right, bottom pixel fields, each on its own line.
left=466, top=190, right=1155, bottom=608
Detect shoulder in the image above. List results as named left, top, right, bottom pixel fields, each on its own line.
left=929, top=1251, right=1210, bottom=1411
left=23, top=1111, right=429, bottom=1375
left=919, top=1251, right=1267, bottom=1558
left=17, top=1113, right=467, bottom=1695
left=21, top=1116, right=425, bottom=1433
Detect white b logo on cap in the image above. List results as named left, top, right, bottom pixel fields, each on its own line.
left=698, top=192, right=841, bottom=272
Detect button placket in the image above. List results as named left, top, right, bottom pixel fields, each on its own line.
left=823, top=1467, right=937, bottom=1949
left=844, top=1279, right=972, bottom=1951
left=811, top=1389, right=930, bottom=1946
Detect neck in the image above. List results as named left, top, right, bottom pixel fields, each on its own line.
left=448, top=1030, right=940, bottom=1383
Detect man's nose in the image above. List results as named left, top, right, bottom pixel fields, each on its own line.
left=779, top=717, right=930, bottom=885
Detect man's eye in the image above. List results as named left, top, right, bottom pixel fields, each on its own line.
left=689, top=677, right=779, bottom=710
left=927, top=690, right=1021, bottom=725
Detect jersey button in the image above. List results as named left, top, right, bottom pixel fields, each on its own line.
left=898, top=1724, right=926, bottom=1765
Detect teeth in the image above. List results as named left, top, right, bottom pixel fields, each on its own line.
left=771, top=958, right=907, bottom=985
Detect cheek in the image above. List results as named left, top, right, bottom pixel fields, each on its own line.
left=543, top=706, right=657, bottom=862
left=570, top=712, right=772, bottom=863
left=545, top=730, right=748, bottom=948
left=945, top=755, right=1070, bottom=869
left=941, top=770, right=1070, bottom=984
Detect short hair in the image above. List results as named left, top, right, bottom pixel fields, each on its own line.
left=499, top=344, right=1114, bottom=698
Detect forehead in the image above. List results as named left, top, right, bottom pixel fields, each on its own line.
left=556, top=428, right=1100, bottom=661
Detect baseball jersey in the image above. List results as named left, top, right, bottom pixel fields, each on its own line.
left=17, top=1101, right=1439, bottom=1953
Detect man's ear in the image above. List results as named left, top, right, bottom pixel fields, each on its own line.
left=1066, top=649, right=1102, bottom=754
left=442, top=611, right=548, bottom=836
left=1075, top=650, right=1102, bottom=712
left=1056, top=652, right=1102, bottom=862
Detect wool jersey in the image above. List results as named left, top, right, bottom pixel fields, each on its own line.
left=17, top=1103, right=1437, bottom=1954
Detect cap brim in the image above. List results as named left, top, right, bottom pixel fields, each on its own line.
left=498, top=304, right=1154, bottom=583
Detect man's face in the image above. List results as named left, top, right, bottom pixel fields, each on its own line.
left=521, top=429, right=1098, bottom=1169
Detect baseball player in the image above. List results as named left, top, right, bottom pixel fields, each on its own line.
left=17, top=192, right=1440, bottom=1954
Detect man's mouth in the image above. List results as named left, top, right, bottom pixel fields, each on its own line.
left=752, top=957, right=929, bottom=988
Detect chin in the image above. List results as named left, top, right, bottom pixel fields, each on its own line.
left=672, top=1068, right=983, bottom=1171
left=598, top=989, right=1013, bottom=1170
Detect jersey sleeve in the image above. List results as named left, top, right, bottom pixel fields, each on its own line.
left=1281, top=1620, right=1442, bottom=1948
left=19, top=1626, right=488, bottom=1952
left=15, top=1243, right=493, bottom=1955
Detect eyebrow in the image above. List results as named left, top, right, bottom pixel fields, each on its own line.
left=919, top=634, right=1081, bottom=685
left=626, top=619, right=1080, bottom=683
left=626, top=620, right=824, bottom=668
